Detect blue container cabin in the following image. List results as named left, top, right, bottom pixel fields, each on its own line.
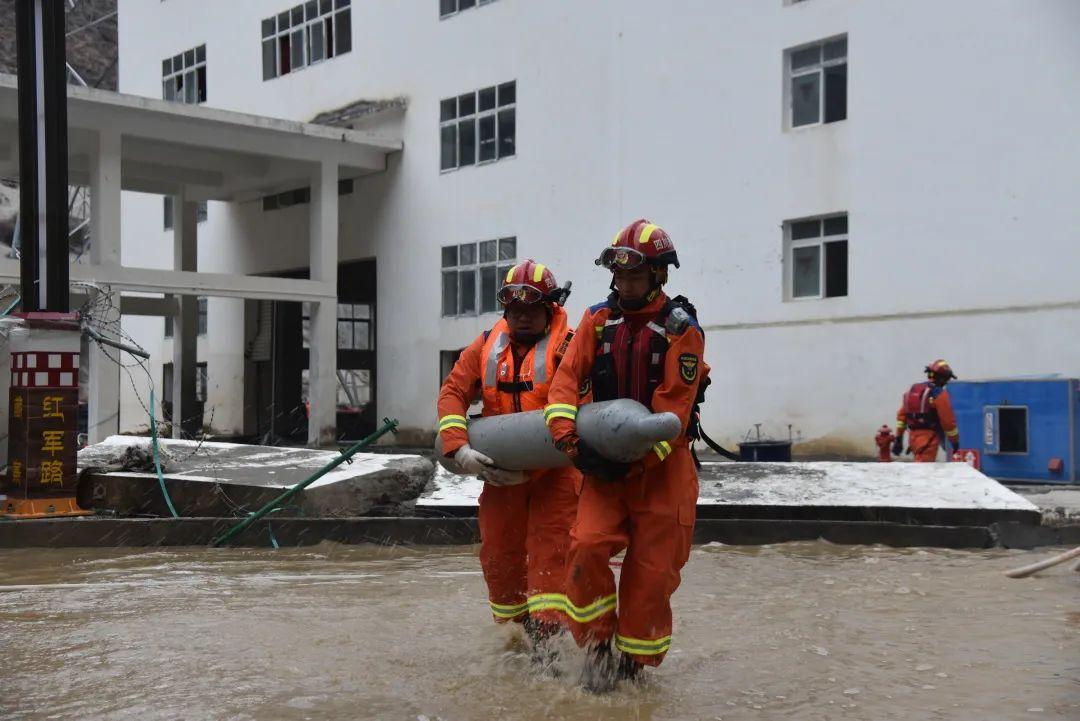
left=948, top=377, right=1078, bottom=484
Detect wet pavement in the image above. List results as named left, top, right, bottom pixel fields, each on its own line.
left=0, top=542, right=1077, bottom=720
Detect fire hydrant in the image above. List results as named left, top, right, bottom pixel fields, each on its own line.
left=875, top=425, right=895, bottom=462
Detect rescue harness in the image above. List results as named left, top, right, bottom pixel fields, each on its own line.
left=590, top=293, right=738, bottom=465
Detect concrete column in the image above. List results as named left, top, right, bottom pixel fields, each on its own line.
left=307, top=160, right=338, bottom=446
left=172, top=196, right=199, bottom=439
left=86, top=128, right=121, bottom=443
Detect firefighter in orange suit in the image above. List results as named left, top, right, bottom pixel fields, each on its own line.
left=437, top=260, right=581, bottom=652
left=894, top=359, right=961, bottom=462
left=544, top=219, right=707, bottom=691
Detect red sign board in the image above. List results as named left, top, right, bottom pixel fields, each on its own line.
left=951, top=449, right=981, bottom=470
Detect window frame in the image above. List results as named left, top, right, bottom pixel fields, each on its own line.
left=300, top=301, right=372, bottom=351
left=261, top=0, right=352, bottom=81
left=161, top=361, right=208, bottom=404
left=162, top=44, right=207, bottom=105
left=164, top=297, right=209, bottom=338
left=986, top=405, right=1031, bottom=456
left=784, top=214, right=849, bottom=301
left=440, top=81, right=516, bottom=173
left=441, top=237, right=516, bottom=317
left=440, top=0, right=498, bottom=20
left=336, top=302, right=373, bottom=351
left=786, top=35, right=847, bottom=130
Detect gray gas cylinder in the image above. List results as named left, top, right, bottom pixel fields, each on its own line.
left=437, top=399, right=681, bottom=473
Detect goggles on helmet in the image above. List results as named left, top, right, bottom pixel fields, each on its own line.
left=596, top=246, right=648, bottom=271
left=497, top=284, right=545, bottom=306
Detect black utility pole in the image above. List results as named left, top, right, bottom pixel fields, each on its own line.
left=15, top=0, right=70, bottom=312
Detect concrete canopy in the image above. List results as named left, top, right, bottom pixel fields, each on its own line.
left=0, top=73, right=402, bottom=202
left=0, top=73, right=403, bottom=446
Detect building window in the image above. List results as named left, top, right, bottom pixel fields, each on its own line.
left=162, top=44, right=207, bottom=104
left=998, top=407, right=1029, bottom=454
left=162, top=361, right=208, bottom=404
left=440, top=0, right=497, bottom=19
left=300, top=302, right=371, bottom=350
left=442, top=237, right=516, bottom=316
left=336, top=302, right=372, bottom=350
left=165, top=297, right=209, bottom=337
left=440, top=81, right=516, bottom=171
left=262, top=0, right=352, bottom=81
left=785, top=214, right=848, bottom=299
left=163, top=197, right=208, bottom=230
left=439, top=349, right=464, bottom=384
left=261, top=179, right=353, bottom=212
left=787, top=36, right=847, bottom=128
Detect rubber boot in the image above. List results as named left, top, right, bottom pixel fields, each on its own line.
left=579, top=640, right=618, bottom=694
left=523, top=616, right=563, bottom=676
left=616, top=652, right=641, bottom=683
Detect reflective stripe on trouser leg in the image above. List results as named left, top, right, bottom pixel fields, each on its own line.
left=616, top=445, right=698, bottom=667
left=564, top=478, right=631, bottom=647
left=478, top=483, right=529, bottom=623
left=524, top=466, right=579, bottom=625
left=615, top=634, right=671, bottom=656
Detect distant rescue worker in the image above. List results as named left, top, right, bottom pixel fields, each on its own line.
left=436, top=260, right=581, bottom=654
left=893, top=359, right=960, bottom=462
left=544, top=219, right=707, bottom=691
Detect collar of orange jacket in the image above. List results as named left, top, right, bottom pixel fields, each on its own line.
left=617, top=291, right=669, bottom=316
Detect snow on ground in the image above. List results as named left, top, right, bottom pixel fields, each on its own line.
left=696, top=461, right=1038, bottom=510
left=418, top=460, right=1038, bottom=512
left=81, top=435, right=420, bottom=489
left=420, top=464, right=485, bottom=505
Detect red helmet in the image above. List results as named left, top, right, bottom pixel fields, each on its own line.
left=498, top=259, right=567, bottom=306
left=925, top=359, right=957, bottom=381
left=595, top=219, right=680, bottom=271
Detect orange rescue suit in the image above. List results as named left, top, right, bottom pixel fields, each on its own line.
left=437, top=306, right=580, bottom=625
left=896, top=382, right=959, bottom=463
left=545, top=292, right=706, bottom=667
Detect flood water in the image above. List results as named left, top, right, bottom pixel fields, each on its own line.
left=0, top=542, right=1077, bottom=721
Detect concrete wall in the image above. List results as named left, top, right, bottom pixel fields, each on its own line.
left=116, top=0, right=1080, bottom=454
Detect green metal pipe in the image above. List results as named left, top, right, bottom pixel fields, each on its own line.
left=83, top=325, right=150, bottom=359
left=1, top=294, right=20, bottom=316
left=211, top=417, right=399, bottom=547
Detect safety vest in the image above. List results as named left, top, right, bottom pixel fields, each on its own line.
left=902, top=381, right=943, bottom=430
left=480, top=309, right=570, bottom=416
left=590, top=294, right=699, bottom=411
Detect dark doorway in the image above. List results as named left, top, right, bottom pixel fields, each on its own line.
left=252, top=260, right=376, bottom=443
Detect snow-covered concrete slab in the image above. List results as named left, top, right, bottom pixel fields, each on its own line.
left=78, top=436, right=434, bottom=517
left=418, top=461, right=1040, bottom=525
left=419, top=465, right=485, bottom=506
left=696, top=462, right=1038, bottom=511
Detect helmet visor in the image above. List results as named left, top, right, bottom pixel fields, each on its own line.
left=596, top=246, right=648, bottom=270
left=497, top=284, right=545, bottom=306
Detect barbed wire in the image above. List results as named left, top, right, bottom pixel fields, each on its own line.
left=76, top=282, right=218, bottom=463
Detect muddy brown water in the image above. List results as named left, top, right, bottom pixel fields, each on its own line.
left=0, top=543, right=1077, bottom=721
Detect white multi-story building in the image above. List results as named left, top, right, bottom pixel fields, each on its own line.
left=113, top=0, right=1080, bottom=456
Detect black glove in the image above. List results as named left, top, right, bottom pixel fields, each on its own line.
left=891, top=436, right=904, bottom=457
left=952, top=439, right=962, bottom=456
left=573, top=439, right=630, bottom=482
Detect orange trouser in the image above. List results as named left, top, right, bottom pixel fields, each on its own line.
left=563, top=445, right=698, bottom=666
left=477, top=466, right=579, bottom=625
left=909, top=429, right=942, bottom=462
